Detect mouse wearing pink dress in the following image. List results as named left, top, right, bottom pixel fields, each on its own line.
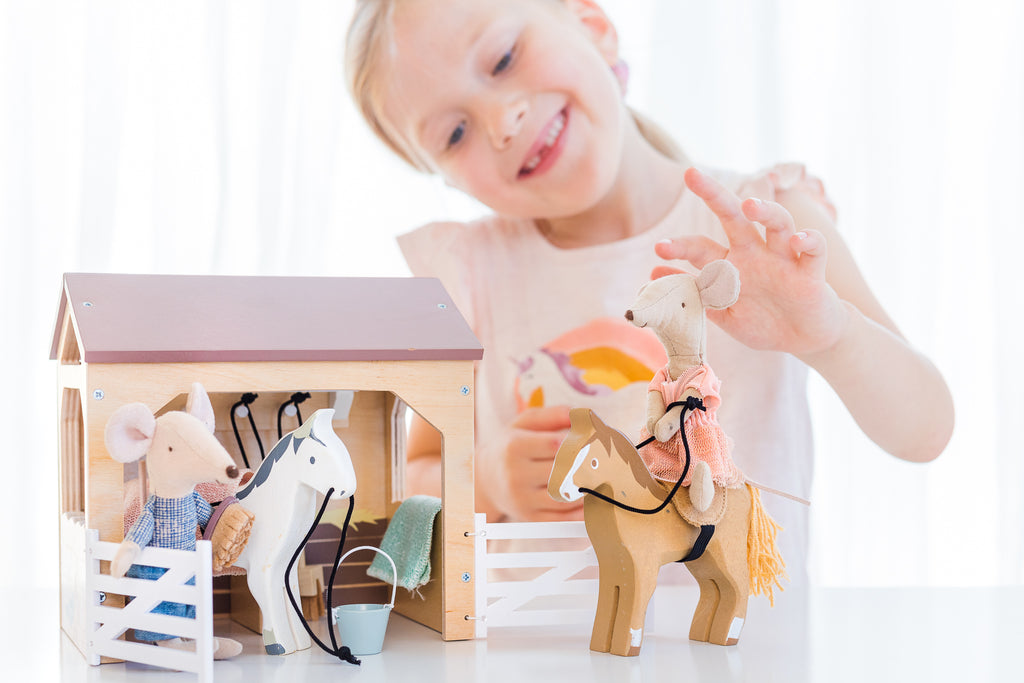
left=625, top=260, right=744, bottom=512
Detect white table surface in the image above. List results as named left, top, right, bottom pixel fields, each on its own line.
left=8, top=584, right=1020, bottom=682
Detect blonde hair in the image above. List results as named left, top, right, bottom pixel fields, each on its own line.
left=344, top=0, right=683, bottom=172
left=345, top=0, right=433, bottom=171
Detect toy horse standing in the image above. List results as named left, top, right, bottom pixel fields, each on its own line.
left=548, top=408, right=785, bottom=656
left=232, top=408, right=358, bottom=655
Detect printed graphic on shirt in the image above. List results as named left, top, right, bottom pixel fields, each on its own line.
left=514, top=318, right=666, bottom=428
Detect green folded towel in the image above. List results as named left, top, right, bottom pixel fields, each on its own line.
left=367, top=495, right=442, bottom=591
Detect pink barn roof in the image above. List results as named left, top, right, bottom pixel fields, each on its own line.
left=50, top=273, right=483, bottom=363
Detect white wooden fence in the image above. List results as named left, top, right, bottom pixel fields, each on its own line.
left=82, top=516, right=597, bottom=669
left=472, top=515, right=598, bottom=637
left=85, top=529, right=215, bottom=682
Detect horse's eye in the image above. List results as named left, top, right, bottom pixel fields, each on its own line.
left=309, top=456, right=316, bottom=465
left=590, top=458, right=599, bottom=470
left=680, top=302, right=686, bottom=309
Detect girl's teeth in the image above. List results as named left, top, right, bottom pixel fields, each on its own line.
left=522, top=111, right=566, bottom=175
left=546, top=113, right=565, bottom=145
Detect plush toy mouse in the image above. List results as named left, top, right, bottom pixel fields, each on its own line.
left=625, top=260, right=745, bottom=513
left=105, top=382, right=254, bottom=659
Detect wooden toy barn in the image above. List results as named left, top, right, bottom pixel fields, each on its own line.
left=52, top=273, right=483, bottom=659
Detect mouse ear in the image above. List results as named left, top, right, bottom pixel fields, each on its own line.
left=696, top=259, right=740, bottom=310
left=105, top=403, right=157, bottom=463
left=185, top=382, right=216, bottom=433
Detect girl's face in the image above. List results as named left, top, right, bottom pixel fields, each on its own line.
left=380, top=0, right=626, bottom=219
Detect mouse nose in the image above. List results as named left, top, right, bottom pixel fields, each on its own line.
left=624, top=310, right=634, bottom=321
left=226, top=465, right=239, bottom=479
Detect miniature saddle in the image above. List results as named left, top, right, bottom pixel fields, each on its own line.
left=203, top=496, right=254, bottom=573
left=657, top=478, right=729, bottom=528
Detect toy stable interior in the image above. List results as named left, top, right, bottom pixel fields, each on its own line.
left=52, top=273, right=483, bottom=660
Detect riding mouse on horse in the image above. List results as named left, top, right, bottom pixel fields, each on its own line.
left=548, top=261, right=787, bottom=656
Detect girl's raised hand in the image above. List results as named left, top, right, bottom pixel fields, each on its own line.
left=480, top=405, right=583, bottom=523
left=654, top=167, right=849, bottom=358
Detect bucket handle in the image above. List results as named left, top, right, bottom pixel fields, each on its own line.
left=337, top=545, right=397, bottom=608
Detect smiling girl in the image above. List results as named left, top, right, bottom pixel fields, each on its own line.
left=345, top=0, right=952, bottom=579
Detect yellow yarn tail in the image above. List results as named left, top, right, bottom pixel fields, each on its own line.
left=746, top=484, right=788, bottom=606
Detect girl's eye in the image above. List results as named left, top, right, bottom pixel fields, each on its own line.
left=492, top=48, right=513, bottom=76
left=590, top=458, right=599, bottom=470
left=447, top=121, right=466, bottom=149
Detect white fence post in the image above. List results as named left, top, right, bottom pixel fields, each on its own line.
left=85, top=528, right=102, bottom=666
left=472, top=513, right=488, bottom=637
left=85, top=531, right=215, bottom=682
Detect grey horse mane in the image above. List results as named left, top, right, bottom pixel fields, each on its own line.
left=235, top=424, right=326, bottom=500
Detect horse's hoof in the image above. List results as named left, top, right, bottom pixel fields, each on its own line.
left=263, top=629, right=289, bottom=655
left=725, top=616, right=744, bottom=645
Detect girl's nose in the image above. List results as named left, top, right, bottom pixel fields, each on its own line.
left=489, top=98, right=528, bottom=149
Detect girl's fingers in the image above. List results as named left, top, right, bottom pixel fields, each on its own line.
left=511, top=405, right=571, bottom=431
left=510, top=428, right=570, bottom=463
left=684, top=167, right=762, bottom=249
left=791, top=229, right=828, bottom=279
left=655, top=235, right=728, bottom=268
left=743, top=197, right=796, bottom=258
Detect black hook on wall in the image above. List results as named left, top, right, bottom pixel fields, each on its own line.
left=277, top=391, right=312, bottom=439
left=230, top=392, right=264, bottom=469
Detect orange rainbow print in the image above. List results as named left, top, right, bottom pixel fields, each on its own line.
left=514, top=318, right=666, bottom=417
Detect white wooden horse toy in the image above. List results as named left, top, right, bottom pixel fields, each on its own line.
left=232, top=407, right=358, bottom=655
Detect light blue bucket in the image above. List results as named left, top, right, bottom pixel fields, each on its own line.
left=331, top=545, right=397, bottom=656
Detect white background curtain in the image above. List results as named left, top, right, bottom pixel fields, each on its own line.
left=2, top=0, right=1021, bottom=595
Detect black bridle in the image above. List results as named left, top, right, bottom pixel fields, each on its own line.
left=576, top=396, right=715, bottom=562
left=284, top=489, right=361, bottom=665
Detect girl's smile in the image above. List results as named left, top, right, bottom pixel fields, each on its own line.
left=519, top=107, right=569, bottom=178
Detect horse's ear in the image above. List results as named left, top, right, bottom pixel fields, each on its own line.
left=312, top=409, right=335, bottom=438
left=568, top=408, right=596, bottom=434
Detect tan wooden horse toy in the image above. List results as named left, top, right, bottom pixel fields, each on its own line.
left=547, top=408, right=785, bottom=656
